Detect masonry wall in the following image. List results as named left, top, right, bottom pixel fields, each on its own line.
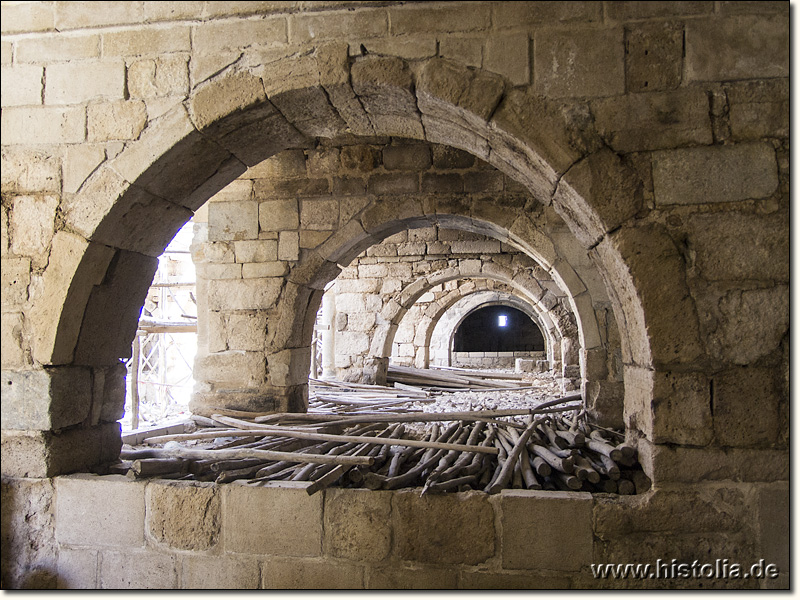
left=2, top=474, right=789, bottom=590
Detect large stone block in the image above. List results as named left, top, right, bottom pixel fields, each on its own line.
left=207, top=200, right=259, bottom=241
left=624, top=21, right=684, bottom=93
left=55, top=475, right=145, bottom=548
left=593, top=486, right=748, bottom=537
left=726, top=79, right=789, bottom=141
left=553, top=148, right=642, bottom=248
left=1, top=1, right=54, bottom=33
left=323, top=488, right=392, bottom=561
left=87, top=100, right=147, bottom=142
left=625, top=367, right=713, bottom=446
left=192, top=17, right=287, bottom=57
left=685, top=212, right=788, bottom=283
left=73, top=250, right=159, bottom=366
left=1, top=312, right=27, bottom=368
left=391, top=490, right=495, bottom=565
left=44, top=60, right=125, bottom=105
left=1, top=146, right=61, bottom=194
left=1, top=106, right=86, bottom=145
left=0, top=64, right=43, bottom=106
left=367, top=565, right=459, bottom=589
left=500, top=490, right=592, bottom=571
left=259, top=199, right=299, bottom=231
left=127, top=55, right=189, bottom=99
left=640, top=440, right=789, bottom=484
left=223, top=482, right=323, bottom=556
left=10, top=194, right=58, bottom=268
left=484, top=32, right=530, bottom=86
left=99, top=550, right=177, bottom=589
left=696, top=284, right=789, bottom=365
left=534, top=27, right=624, bottom=98
left=262, top=557, right=364, bottom=589
left=592, top=224, right=703, bottom=367
left=389, top=3, right=491, bottom=35
left=713, top=367, right=780, bottom=447
left=195, top=350, right=266, bottom=387
left=316, top=42, right=374, bottom=136
left=1, top=366, right=92, bottom=431
left=756, top=482, right=789, bottom=575
left=146, top=481, right=220, bottom=551
left=2, top=424, right=119, bottom=478
left=102, top=25, right=191, bottom=56
left=56, top=547, right=98, bottom=589
left=289, top=9, right=386, bottom=43
left=1, top=256, right=31, bottom=308
left=592, top=89, right=712, bottom=152
left=180, top=555, right=261, bottom=589
left=686, top=16, right=789, bottom=81
left=653, top=143, right=778, bottom=206
left=16, top=33, right=99, bottom=63
left=1, top=477, right=57, bottom=589
left=351, top=56, right=424, bottom=139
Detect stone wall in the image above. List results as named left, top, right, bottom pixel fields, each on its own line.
left=190, top=140, right=613, bottom=413
left=0, top=474, right=789, bottom=589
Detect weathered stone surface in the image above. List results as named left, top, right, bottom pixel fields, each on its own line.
left=594, top=486, right=750, bottom=537
left=726, top=79, right=789, bottom=141
left=630, top=367, right=713, bottom=445
left=146, top=481, right=220, bottom=551
left=484, top=32, right=529, bottom=86
left=592, top=224, right=703, bottom=367
left=56, top=547, right=98, bottom=589
left=686, top=16, right=789, bottom=81
left=686, top=212, right=788, bottom=282
left=460, top=570, right=572, bottom=590
left=392, top=490, right=494, bottom=565
left=195, top=350, right=266, bottom=387
left=351, top=56, right=424, bottom=139
left=263, top=556, right=364, bottom=589
left=501, top=490, right=592, bottom=571
left=0, top=64, right=43, bottom=106
left=1, top=367, right=92, bottom=431
left=181, top=555, right=260, bottom=589
left=56, top=475, right=145, bottom=547
left=713, top=367, right=780, bottom=447
left=45, top=60, right=125, bottom=105
left=554, top=148, right=642, bottom=248
left=103, top=25, right=190, bottom=56
left=223, top=482, right=322, bottom=556
left=640, top=440, right=789, bottom=484
left=367, top=565, right=459, bottom=589
left=324, top=488, right=392, bottom=561
left=653, top=143, right=778, bottom=205
left=127, top=55, right=189, bottom=99
left=207, top=201, right=257, bottom=241
left=534, top=27, right=624, bottom=98
left=592, top=89, right=712, bottom=152
left=0, top=477, right=57, bottom=589
left=99, top=550, right=177, bottom=589
left=1, top=106, right=86, bottom=144
left=1, top=147, right=61, bottom=194
left=74, top=250, right=158, bottom=366
left=696, top=284, right=789, bottom=365
left=624, top=22, right=683, bottom=93
left=756, top=482, right=789, bottom=574
left=87, top=100, right=147, bottom=141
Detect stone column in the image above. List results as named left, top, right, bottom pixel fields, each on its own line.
left=320, top=285, right=337, bottom=380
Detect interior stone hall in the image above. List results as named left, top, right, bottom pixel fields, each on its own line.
left=0, top=0, right=789, bottom=590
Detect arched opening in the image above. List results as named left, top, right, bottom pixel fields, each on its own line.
left=26, top=53, right=658, bottom=477
left=452, top=305, right=545, bottom=354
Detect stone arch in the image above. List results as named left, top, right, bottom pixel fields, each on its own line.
left=30, top=49, right=677, bottom=472
left=427, top=290, right=551, bottom=368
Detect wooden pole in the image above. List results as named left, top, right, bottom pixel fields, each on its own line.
left=131, top=331, right=141, bottom=429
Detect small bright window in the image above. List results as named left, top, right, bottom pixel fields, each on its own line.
left=497, top=314, right=508, bottom=327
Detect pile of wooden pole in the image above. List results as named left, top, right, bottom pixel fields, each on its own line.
left=308, top=378, right=434, bottom=414
left=115, top=393, right=649, bottom=497
left=387, top=365, right=533, bottom=391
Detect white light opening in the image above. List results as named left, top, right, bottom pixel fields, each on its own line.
left=497, top=315, right=508, bottom=327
